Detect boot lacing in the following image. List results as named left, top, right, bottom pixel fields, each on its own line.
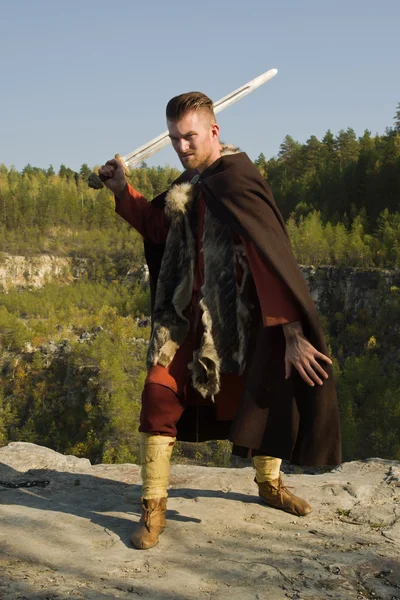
left=276, top=477, right=295, bottom=502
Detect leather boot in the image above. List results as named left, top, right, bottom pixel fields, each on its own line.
left=256, top=475, right=312, bottom=517
left=130, top=497, right=167, bottom=550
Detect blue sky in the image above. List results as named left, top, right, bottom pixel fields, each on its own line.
left=1, top=0, right=399, bottom=172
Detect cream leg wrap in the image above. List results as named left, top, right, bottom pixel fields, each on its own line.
left=252, top=456, right=282, bottom=483
left=140, top=433, right=176, bottom=500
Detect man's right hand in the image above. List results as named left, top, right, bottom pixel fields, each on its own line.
left=98, top=158, right=127, bottom=197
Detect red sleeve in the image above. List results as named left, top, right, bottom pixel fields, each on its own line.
left=114, top=183, right=169, bottom=245
left=241, top=236, right=301, bottom=327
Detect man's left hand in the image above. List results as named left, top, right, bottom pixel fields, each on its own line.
left=283, top=321, right=332, bottom=387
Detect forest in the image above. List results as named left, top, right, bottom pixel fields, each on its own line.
left=0, top=105, right=399, bottom=466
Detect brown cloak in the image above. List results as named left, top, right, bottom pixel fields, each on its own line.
left=143, top=152, right=342, bottom=467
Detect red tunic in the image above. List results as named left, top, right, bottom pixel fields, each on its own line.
left=115, top=183, right=301, bottom=424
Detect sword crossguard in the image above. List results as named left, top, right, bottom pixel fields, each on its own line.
left=88, top=154, right=130, bottom=190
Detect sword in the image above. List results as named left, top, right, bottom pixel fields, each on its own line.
left=88, top=68, right=278, bottom=189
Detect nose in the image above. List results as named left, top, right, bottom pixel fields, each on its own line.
left=176, top=138, right=190, bottom=154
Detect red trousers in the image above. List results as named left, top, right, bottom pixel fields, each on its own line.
left=139, top=328, right=244, bottom=437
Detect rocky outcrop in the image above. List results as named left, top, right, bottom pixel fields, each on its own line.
left=0, top=254, right=73, bottom=291
left=0, top=442, right=399, bottom=600
left=0, top=254, right=149, bottom=291
left=302, top=265, right=400, bottom=317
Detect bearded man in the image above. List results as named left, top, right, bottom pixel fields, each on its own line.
left=98, top=92, right=341, bottom=550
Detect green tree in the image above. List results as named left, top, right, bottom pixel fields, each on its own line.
left=254, top=153, right=268, bottom=178
left=79, top=163, right=92, bottom=181
left=335, top=128, right=360, bottom=168
left=394, top=102, right=400, bottom=132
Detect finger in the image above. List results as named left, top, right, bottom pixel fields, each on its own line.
left=310, top=358, right=329, bottom=380
left=296, top=364, right=315, bottom=387
left=106, top=158, right=121, bottom=169
left=315, top=351, right=332, bottom=365
left=303, top=362, right=324, bottom=386
left=99, top=166, right=114, bottom=178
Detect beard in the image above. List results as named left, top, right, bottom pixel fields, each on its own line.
left=179, top=148, right=212, bottom=171
left=179, top=154, right=196, bottom=169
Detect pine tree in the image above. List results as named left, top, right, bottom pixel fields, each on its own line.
left=79, top=163, right=91, bottom=181
left=322, top=129, right=337, bottom=167
left=254, top=153, right=268, bottom=178
left=394, top=102, right=400, bottom=132
left=304, top=135, right=323, bottom=173
left=335, top=128, right=360, bottom=167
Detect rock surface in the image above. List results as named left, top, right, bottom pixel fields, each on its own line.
left=0, top=255, right=73, bottom=291
left=301, top=265, right=400, bottom=317
left=1, top=443, right=400, bottom=600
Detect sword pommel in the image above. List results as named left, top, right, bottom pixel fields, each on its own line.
left=88, top=154, right=130, bottom=190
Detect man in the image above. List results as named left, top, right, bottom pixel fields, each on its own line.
left=99, top=92, right=341, bottom=550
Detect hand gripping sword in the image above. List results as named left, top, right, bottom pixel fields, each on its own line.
left=88, top=68, right=278, bottom=189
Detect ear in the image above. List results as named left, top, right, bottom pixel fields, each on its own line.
left=211, top=123, right=220, bottom=141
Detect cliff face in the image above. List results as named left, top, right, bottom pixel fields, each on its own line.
left=2, top=253, right=399, bottom=319
left=0, top=254, right=73, bottom=292
left=0, top=442, right=399, bottom=600
left=301, top=265, right=400, bottom=317
left=0, top=254, right=142, bottom=291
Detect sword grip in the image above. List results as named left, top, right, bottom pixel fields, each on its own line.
left=88, top=172, right=105, bottom=189
left=87, top=154, right=130, bottom=190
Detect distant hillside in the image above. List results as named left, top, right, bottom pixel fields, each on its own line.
left=1, top=107, right=400, bottom=267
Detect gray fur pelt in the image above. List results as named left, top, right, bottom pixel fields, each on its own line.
left=146, top=146, right=253, bottom=399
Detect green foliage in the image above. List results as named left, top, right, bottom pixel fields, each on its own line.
left=268, top=122, right=400, bottom=223
left=0, top=392, right=15, bottom=447
left=395, top=103, right=400, bottom=132
left=173, top=440, right=232, bottom=467
left=0, top=161, right=180, bottom=260
left=0, top=306, right=31, bottom=351
left=326, top=286, right=400, bottom=461
left=253, top=105, right=400, bottom=267
left=337, top=354, right=400, bottom=460
left=0, top=281, right=150, bottom=463
left=286, top=211, right=376, bottom=267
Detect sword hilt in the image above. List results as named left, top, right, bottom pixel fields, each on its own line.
left=88, top=172, right=105, bottom=190
left=88, top=154, right=130, bottom=189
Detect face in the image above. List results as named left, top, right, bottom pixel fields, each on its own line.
left=167, top=110, right=220, bottom=172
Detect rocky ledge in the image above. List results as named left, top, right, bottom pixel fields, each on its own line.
left=0, top=442, right=399, bottom=600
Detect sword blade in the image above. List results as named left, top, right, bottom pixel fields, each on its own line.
left=122, top=68, right=278, bottom=168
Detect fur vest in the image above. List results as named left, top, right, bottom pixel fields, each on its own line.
left=146, top=148, right=253, bottom=399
